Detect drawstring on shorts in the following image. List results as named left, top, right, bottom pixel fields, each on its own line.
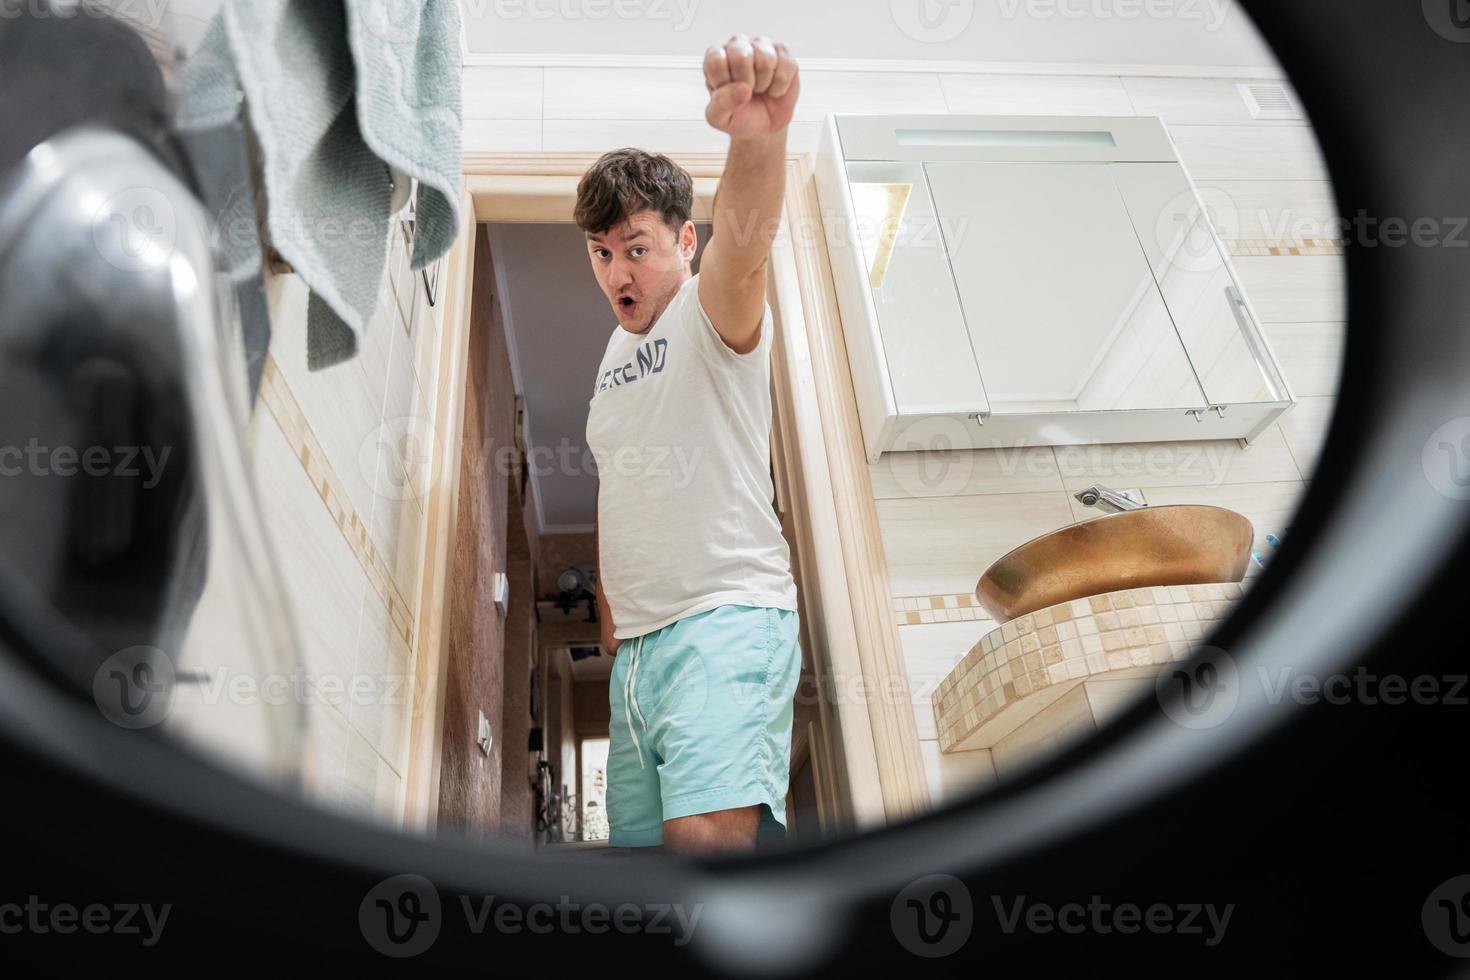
left=623, top=632, right=649, bottom=769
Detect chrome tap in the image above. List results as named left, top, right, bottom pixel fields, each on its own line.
left=1074, top=485, right=1148, bottom=514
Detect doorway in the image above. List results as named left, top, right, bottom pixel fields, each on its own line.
left=398, top=154, right=927, bottom=849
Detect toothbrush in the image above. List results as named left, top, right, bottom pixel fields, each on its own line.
left=1251, top=533, right=1286, bottom=570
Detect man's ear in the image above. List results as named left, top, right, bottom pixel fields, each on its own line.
left=681, top=220, right=697, bottom=261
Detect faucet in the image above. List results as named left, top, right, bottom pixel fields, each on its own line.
left=1074, top=485, right=1148, bottom=514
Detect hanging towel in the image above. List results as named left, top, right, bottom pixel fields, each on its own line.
left=177, top=0, right=463, bottom=370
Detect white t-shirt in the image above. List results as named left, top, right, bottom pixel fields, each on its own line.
left=585, top=272, right=799, bottom=639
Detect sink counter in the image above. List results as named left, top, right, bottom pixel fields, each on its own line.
left=935, top=582, right=1243, bottom=755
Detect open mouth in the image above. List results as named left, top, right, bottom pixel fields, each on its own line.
left=618, top=296, right=638, bottom=314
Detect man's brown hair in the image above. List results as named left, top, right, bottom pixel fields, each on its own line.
left=574, top=147, right=694, bottom=236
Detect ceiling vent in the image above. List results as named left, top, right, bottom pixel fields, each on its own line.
left=1238, top=82, right=1302, bottom=121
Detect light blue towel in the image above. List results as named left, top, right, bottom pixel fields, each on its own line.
left=178, top=0, right=463, bottom=370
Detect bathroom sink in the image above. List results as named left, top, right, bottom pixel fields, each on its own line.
left=975, top=505, right=1255, bottom=624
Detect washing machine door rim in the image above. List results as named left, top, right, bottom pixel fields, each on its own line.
left=0, top=124, right=307, bottom=788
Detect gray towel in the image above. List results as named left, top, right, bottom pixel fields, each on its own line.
left=177, top=0, right=463, bottom=371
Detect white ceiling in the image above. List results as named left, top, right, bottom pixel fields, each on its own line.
left=461, top=0, right=1278, bottom=71
left=490, top=221, right=711, bottom=534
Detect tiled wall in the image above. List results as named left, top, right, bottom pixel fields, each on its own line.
left=459, top=63, right=1343, bottom=812
left=216, top=221, right=443, bottom=826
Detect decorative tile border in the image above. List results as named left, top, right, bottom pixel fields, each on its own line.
left=1225, top=238, right=1346, bottom=257
left=933, top=583, right=1244, bottom=753
left=258, top=355, right=415, bottom=648
left=893, top=594, right=991, bottom=625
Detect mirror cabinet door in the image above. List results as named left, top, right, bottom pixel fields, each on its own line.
left=844, top=160, right=989, bottom=416
left=922, top=161, right=1211, bottom=415
left=1111, top=163, right=1289, bottom=406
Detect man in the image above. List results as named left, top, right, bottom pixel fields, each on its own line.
left=581, top=35, right=802, bottom=857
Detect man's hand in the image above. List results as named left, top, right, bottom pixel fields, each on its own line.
left=703, top=35, right=799, bottom=141
left=697, top=35, right=797, bottom=354
left=601, top=617, right=623, bottom=657
left=595, top=499, right=622, bottom=656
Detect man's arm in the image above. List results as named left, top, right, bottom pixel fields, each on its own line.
left=697, top=35, right=800, bottom=356
left=595, top=495, right=620, bottom=655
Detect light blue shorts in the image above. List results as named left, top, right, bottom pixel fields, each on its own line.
left=606, top=603, right=802, bottom=848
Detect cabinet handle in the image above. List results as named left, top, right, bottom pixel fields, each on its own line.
left=1225, top=285, right=1285, bottom=403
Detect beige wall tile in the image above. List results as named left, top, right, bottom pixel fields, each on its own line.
left=542, top=117, right=725, bottom=151
left=370, top=487, right=429, bottom=625
left=1122, top=77, right=1302, bottom=126
left=463, top=118, right=542, bottom=152
left=356, top=275, right=396, bottom=418
left=919, top=738, right=997, bottom=806
left=940, top=73, right=1133, bottom=115
left=548, top=68, right=949, bottom=121
left=1083, top=675, right=1154, bottom=729
left=381, top=288, right=421, bottom=440
left=878, top=491, right=1078, bottom=596
left=341, top=730, right=403, bottom=828
left=541, top=118, right=821, bottom=153
left=411, top=288, right=442, bottom=399
left=1232, top=255, right=1347, bottom=323
left=990, top=683, right=1097, bottom=778
left=370, top=388, right=436, bottom=524
left=900, top=620, right=996, bottom=738
left=359, top=229, right=411, bottom=413
left=252, top=414, right=368, bottom=686
left=1264, top=322, right=1345, bottom=399
left=463, top=66, right=543, bottom=119
left=347, top=587, right=414, bottom=776
left=870, top=445, right=1063, bottom=499
left=1169, top=124, right=1329, bottom=181
left=1055, top=426, right=1303, bottom=492
left=263, top=273, right=385, bottom=522
left=795, top=71, right=948, bottom=120
left=1190, top=179, right=1341, bottom=241
left=304, top=701, right=352, bottom=810
left=1277, top=395, right=1336, bottom=480
left=544, top=67, right=706, bottom=120
left=388, top=221, right=419, bottom=331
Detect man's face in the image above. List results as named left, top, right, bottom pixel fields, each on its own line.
left=586, top=210, right=696, bottom=334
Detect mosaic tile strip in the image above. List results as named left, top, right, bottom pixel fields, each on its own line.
left=934, top=583, right=1244, bottom=753
left=893, top=594, right=991, bottom=625
left=1225, top=238, right=1346, bottom=257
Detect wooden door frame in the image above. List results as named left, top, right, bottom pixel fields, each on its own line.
left=399, top=152, right=929, bottom=836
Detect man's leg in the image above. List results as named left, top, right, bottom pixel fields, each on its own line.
left=607, top=633, right=669, bottom=849
left=662, top=804, right=761, bottom=856
left=643, top=606, right=802, bottom=857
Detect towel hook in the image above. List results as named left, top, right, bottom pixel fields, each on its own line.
left=399, top=192, right=440, bottom=308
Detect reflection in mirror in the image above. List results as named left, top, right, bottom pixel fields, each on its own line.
left=845, top=160, right=989, bottom=415
left=1112, top=163, right=1291, bottom=406
left=848, top=181, right=913, bottom=289
left=923, top=161, right=1212, bottom=415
